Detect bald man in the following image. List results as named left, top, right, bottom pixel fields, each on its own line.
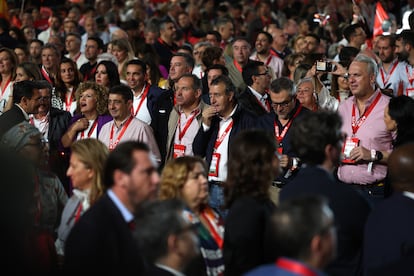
left=363, top=143, right=414, bottom=275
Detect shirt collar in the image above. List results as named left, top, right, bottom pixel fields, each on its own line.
left=15, top=104, right=30, bottom=120
left=107, top=189, right=134, bottom=223
left=249, top=86, right=267, bottom=101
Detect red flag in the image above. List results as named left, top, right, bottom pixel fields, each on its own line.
left=373, top=1, right=389, bottom=37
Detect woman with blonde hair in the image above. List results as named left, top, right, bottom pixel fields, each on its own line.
left=111, top=38, right=136, bottom=81
left=160, top=156, right=225, bottom=276
left=61, top=81, right=112, bottom=148
left=55, top=138, right=109, bottom=258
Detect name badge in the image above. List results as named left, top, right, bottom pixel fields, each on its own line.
left=208, top=153, right=221, bottom=177
left=342, top=137, right=359, bottom=164
left=173, top=144, right=186, bottom=158
left=407, top=88, right=414, bottom=98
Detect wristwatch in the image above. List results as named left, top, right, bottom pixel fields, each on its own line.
left=376, top=150, right=383, bottom=161
left=371, top=149, right=383, bottom=161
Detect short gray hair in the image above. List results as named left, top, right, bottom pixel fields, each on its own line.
left=352, top=54, right=378, bottom=78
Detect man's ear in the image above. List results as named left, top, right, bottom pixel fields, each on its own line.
left=113, top=169, right=128, bottom=189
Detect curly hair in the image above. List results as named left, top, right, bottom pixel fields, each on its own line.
left=159, top=156, right=207, bottom=201
left=225, top=129, right=277, bottom=208
left=71, top=138, right=109, bottom=205
left=75, top=81, right=109, bottom=115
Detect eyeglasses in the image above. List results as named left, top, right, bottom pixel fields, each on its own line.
left=271, top=98, right=293, bottom=108
left=255, top=70, right=269, bottom=76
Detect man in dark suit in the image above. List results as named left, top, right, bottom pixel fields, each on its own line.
left=193, top=75, right=254, bottom=218
left=363, top=143, right=414, bottom=275
left=238, top=60, right=272, bottom=117
left=64, top=141, right=160, bottom=274
left=0, top=80, right=48, bottom=137
left=134, top=199, right=199, bottom=276
left=280, top=111, right=372, bottom=276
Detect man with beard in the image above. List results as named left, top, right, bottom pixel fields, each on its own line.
left=250, top=31, right=284, bottom=79
left=280, top=111, right=371, bottom=276
left=153, top=19, right=178, bottom=73
left=395, top=30, right=414, bottom=98
left=376, top=35, right=406, bottom=97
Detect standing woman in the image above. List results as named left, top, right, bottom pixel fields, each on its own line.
left=55, top=138, right=109, bottom=259
left=111, top=38, right=135, bottom=81
left=94, top=60, right=121, bottom=89
left=224, top=129, right=280, bottom=276
left=54, top=57, right=82, bottom=115
left=159, top=156, right=225, bottom=276
left=61, top=81, right=111, bottom=148
left=0, top=47, right=18, bottom=114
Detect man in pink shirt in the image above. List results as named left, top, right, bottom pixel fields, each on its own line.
left=337, top=54, right=394, bottom=204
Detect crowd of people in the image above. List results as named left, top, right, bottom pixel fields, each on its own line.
left=1, top=0, right=414, bottom=275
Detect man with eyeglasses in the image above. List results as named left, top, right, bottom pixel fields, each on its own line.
left=0, top=80, right=50, bottom=137
left=98, top=84, right=161, bottom=163
left=280, top=111, right=371, bottom=276
left=266, top=77, right=310, bottom=186
left=239, top=60, right=272, bottom=117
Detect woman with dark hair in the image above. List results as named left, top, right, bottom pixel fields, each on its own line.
left=54, top=57, right=82, bottom=115
left=385, top=95, right=414, bottom=148
left=93, top=60, right=121, bottom=89
left=383, top=95, right=414, bottom=197
left=224, top=129, right=280, bottom=276
left=15, top=61, right=42, bottom=81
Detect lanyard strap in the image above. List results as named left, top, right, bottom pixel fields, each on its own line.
left=109, top=116, right=134, bottom=150
left=214, top=120, right=234, bottom=150
left=351, top=92, right=381, bottom=135
left=276, top=258, right=318, bottom=276
left=0, top=77, right=11, bottom=98
left=233, top=59, right=242, bottom=73
left=41, top=67, right=53, bottom=85
left=275, top=104, right=302, bottom=143
left=80, top=119, right=98, bottom=139
left=177, top=109, right=200, bottom=142
left=380, top=60, right=398, bottom=86
left=133, top=84, right=150, bottom=116
left=201, top=206, right=224, bottom=249
left=65, top=91, right=74, bottom=112
left=406, top=65, right=414, bottom=86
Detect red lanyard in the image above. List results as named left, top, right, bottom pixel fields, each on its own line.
left=74, top=203, right=82, bottom=223
left=84, top=65, right=97, bottom=81
left=255, top=95, right=271, bottom=112
left=0, top=77, right=11, bottom=98
left=109, top=116, right=134, bottom=150
left=406, top=65, right=414, bottom=86
left=380, top=60, right=398, bottom=86
left=133, top=84, right=150, bottom=116
left=233, top=59, right=242, bottom=73
left=80, top=119, right=98, bottom=139
left=256, top=55, right=272, bottom=66
left=65, top=91, right=74, bottom=112
left=177, top=109, right=200, bottom=142
left=41, top=67, right=53, bottom=85
left=351, top=92, right=381, bottom=135
left=214, top=120, right=234, bottom=150
left=201, top=206, right=223, bottom=249
left=276, top=258, right=318, bottom=276
left=275, top=105, right=302, bottom=144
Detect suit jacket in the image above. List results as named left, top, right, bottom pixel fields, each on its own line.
left=0, top=104, right=27, bottom=137
left=224, top=196, right=276, bottom=276
left=280, top=166, right=372, bottom=276
left=237, top=87, right=271, bottom=117
left=192, top=105, right=255, bottom=167
left=165, top=101, right=209, bottom=161
left=146, top=85, right=165, bottom=117
left=64, top=194, right=147, bottom=274
left=363, top=192, right=414, bottom=275
left=151, top=89, right=174, bottom=168
left=145, top=265, right=178, bottom=276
